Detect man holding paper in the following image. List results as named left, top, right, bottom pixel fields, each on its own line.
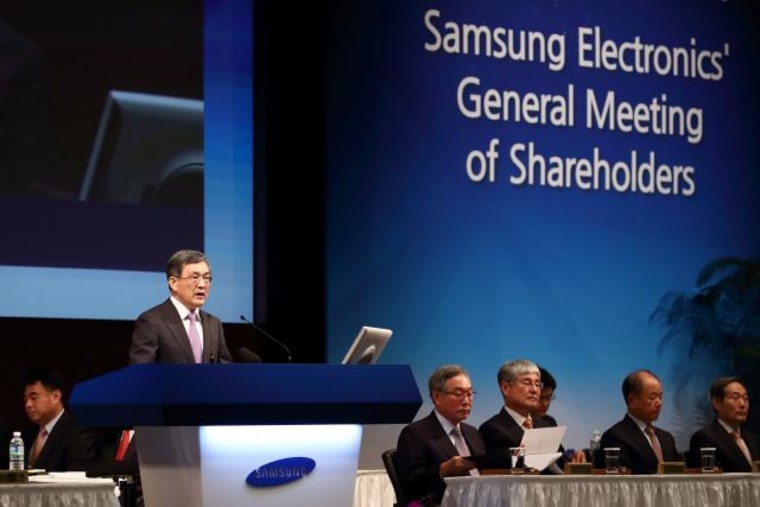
left=395, top=364, right=486, bottom=505
left=479, top=360, right=566, bottom=473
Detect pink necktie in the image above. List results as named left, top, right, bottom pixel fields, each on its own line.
left=523, top=417, right=533, bottom=429
left=187, top=310, right=202, bottom=363
left=29, top=428, right=48, bottom=466
left=645, top=425, right=664, bottom=463
left=732, top=430, right=753, bottom=465
left=451, top=426, right=479, bottom=476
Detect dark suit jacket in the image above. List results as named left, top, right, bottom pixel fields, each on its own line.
left=599, top=414, right=680, bottom=474
left=87, top=428, right=140, bottom=478
left=480, top=408, right=549, bottom=456
left=540, top=414, right=559, bottom=427
left=24, top=410, right=95, bottom=472
left=479, top=407, right=564, bottom=473
left=395, top=411, right=486, bottom=505
left=688, top=419, right=760, bottom=472
left=129, top=299, right=233, bottom=364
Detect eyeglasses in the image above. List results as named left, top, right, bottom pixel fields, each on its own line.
left=512, top=379, right=543, bottom=389
left=176, top=274, right=213, bottom=284
left=539, top=394, right=556, bottom=402
left=726, top=393, right=749, bottom=402
left=438, top=389, right=477, bottom=400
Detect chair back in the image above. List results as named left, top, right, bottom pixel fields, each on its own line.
left=381, top=448, right=406, bottom=507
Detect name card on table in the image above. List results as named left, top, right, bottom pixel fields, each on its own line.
left=564, top=463, right=593, bottom=475
left=657, top=462, right=686, bottom=474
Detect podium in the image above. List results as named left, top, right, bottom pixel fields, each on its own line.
left=69, top=364, right=422, bottom=507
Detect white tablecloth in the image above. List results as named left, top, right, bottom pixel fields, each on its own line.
left=0, top=472, right=120, bottom=507
left=354, top=469, right=396, bottom=507
left=442, top=473, right=760, bottom=507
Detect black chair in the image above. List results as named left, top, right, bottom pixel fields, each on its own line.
left=381, top=448, right=406, bottom=507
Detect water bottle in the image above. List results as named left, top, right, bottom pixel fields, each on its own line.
left=589, top=429, right=602, bottom=465
left=9, top=431, right=24, bottom=471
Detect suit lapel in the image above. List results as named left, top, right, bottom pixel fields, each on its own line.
left=461, top=424, right=485, bottom=456
left=427, top=413, right=458, bottom=457
left=745, top=430, right=760, bottom=460
left=35, top=412, right=66, bottom=467
left=34, top=428, right=53, bottom=467
left=200, top=310, right=213, bottom=362
left=713, top=420, right=749, bottom=465
left=500, top=409, right=524, bottom=445
left=163, top=300, right=196, bottom=363
left=624, top=415, right=658, bottom=463
left=722, top=427, right=746, bottom=464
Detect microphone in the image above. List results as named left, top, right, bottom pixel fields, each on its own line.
left=235, top=347, right=262, bottom=363
left=239, top=316, right=292, bottom=362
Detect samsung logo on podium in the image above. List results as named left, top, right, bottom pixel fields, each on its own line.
left=246, top=457, right=316, bottom=488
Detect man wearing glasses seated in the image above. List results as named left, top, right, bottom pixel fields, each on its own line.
left=395, top=365, right=486, bottom=506
left=687, top=376, right=759, bottom=472
left=129, top=249, right=233, bottom=364
left=479, top=360, right=565, bottom=473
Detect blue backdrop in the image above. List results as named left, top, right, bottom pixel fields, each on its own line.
left=326, top=0, right=760, bottom=450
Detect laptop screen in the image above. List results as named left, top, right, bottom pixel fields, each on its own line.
left=340, top=326, right=393, bottom=365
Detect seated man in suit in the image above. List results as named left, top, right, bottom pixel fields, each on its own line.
left=479, top=360, right=565, bottom=473
left=599, top=369, right=680, bottom=474
left=23, top=370, right=95, bottom=471
left=688, top=376, right=759, bottom=472
left=129, top=249, right=233, bottom=364
left=395, top=365, right=485, bottom=506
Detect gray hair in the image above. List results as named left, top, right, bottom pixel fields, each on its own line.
left=428, top=365, right=470, bottom=398
left=166, top=249, right=209, bottom=279
left=497, top=360, right=539, bottom=384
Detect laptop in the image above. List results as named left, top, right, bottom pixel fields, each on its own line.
left=340, top=326, right=393, bottom=365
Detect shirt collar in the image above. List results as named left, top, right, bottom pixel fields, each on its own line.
left=42, top=408, right=65, bottom=435
left=626, top=412, right=650, bottom=432
left=170, top=296, right=200, bottom=321
left=434, top=409, right=458, bottom=436
left=504, top=405, right=531, bottom=428
left=717, top=418, right=739, bottom=434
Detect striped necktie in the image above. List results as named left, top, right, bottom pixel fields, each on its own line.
left=29, top=428, right=48, bottom=467
left=451, top=426, right=479, bottom=476
left=732, top=430, right=753, bottom=465
left=645, top=425, right=664, bottom=463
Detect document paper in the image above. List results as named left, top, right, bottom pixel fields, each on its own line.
left=519, top=425, right=566, bottom=471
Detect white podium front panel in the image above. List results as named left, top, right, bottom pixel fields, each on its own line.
left=137, top=425, right=362, bottom=507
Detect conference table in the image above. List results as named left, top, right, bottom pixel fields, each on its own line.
left=442, top=472, right=760, bottom=507
left=0, top=472, right=120, bottom=507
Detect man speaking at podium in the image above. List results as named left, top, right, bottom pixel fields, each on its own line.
left=129, top=249, right=233, bottom=364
